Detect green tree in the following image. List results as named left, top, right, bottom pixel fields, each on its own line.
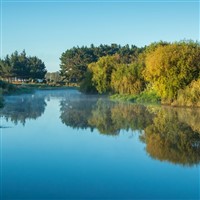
left=0, top=56, right=14, bottom=80
left=60, top=46, right=97, bottom=84
left=111, top=61, right=145, bottom=95
left=28, top=56, right=46, bottom=79
left=88, top=55, right=120, bottom=93
left=60, top=44, right=142, bottom=86
left=0, top=50, right=47, bottom=81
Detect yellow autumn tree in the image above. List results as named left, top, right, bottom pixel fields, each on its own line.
left=143, top=41, right=200, bottom=104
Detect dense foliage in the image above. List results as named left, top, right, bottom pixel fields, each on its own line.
left=0, top=50, right=47, bottom=81
left=60, top=40, right=200, bottom=107
left=60, top=44, right=142, bottom=84
left=143, top=41, right=200, bottom=104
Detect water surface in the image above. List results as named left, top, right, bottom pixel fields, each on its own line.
left=0, top=89, right=199, bottom=199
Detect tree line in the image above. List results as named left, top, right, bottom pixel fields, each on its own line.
left=0, top=50, right=47, bottom=81
left=60, top=44, right=143, bottom=84
left=60, top=41, right=200, bottom=106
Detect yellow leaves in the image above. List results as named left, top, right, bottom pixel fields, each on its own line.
left=143, top=41, right=200, bottom=101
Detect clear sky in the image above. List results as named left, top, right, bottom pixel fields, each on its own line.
left=1, top=0, right=199, bottom=72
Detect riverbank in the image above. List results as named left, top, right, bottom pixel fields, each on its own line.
left=0, top=81, right=78, bottom=108
left=110, top=91, right=161, bottom=104
left=110, top=89, right=200, bottom=108
left=1, top=80, right=199, bottom=108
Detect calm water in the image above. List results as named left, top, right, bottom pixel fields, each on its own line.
left=0, top=89, right=199, bottom=200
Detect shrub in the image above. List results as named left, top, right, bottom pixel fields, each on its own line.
left=136, top=90, right=161, bottom=103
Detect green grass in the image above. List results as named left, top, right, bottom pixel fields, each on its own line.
left=136, top=91, right=161, bottom=103
left=110, top=94, right=137, bottom=102
left=110, top=90, right=161, bottom=104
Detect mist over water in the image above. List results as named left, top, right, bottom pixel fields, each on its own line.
left=0, top=89, right=199, bottom=199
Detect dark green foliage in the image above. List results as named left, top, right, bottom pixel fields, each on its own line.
left=0, top=80, right=17, bottom=94
left=0, top=50, right=47, bottom=81
left=60, top=44, right=142, bottom=84
left=79, top=71, right=98, bottom=94
left=60, top=46, right=98, bottom=84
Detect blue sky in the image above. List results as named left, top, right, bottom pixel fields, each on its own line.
left=1, top=0, right=199, bottom=72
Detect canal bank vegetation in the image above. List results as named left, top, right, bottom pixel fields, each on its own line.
left=60, top=40, right=200, bottom=107
left=1, top=41, right=200, bottom=107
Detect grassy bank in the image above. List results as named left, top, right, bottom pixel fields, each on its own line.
left=0, top=80, right=34, bottom=95
left=21, top=83, right=77, bottom=90
left=0, top=81, right=77, bottom=95
left=0, top=81, right=77, bottom=108
left=110, top=82, right=200, bottom=108
left=110, top=91, right=161, bottom=104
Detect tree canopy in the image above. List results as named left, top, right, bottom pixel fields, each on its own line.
left=143, top=41, right=200, bottom=103
left=60, top=44, right=142, bottom=84
left=60, top=40, right=200, bottom=107
left=0, top=50, right=47, bottom=81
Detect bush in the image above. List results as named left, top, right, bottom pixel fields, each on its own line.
left=136, top=90, right=161, bottom=103
left=110, top=90, right=161, bottom=104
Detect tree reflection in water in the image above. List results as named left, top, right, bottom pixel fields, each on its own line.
left=141, top=107, right=200, bottom=166
left=0, top=94, right=47, bottom=125
left=60, top=98, right=200, bottom=166
left=1, top=91, right=199, bottom=166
